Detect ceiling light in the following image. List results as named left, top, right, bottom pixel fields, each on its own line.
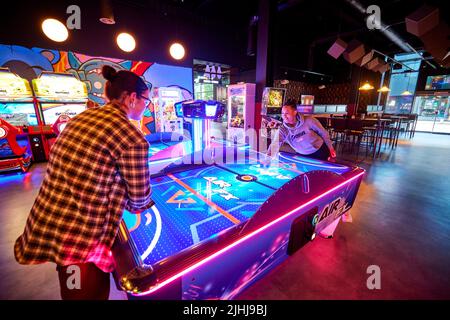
left=169, top=43, right=185, bottom=60
left=41, top=18, right=68, bottom=42
left=359, top=82, right=374, bottom=91
left=100, top=0, right=115, bottom=24
left=116, top=33, right=136, bottom=52
left=377, top=86, right=390, bottom=92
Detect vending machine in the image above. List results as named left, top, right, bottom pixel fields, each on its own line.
left=227, top=83, right=256, bottom=144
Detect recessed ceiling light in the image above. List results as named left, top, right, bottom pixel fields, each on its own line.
left=169, top=43, right=185, bottom=60
left=117, top=33, right=136, bottom=52
left=42, top=18, right=68, bottom=42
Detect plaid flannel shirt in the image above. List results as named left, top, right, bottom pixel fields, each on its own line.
left=14, top=103, right=152, bottom=272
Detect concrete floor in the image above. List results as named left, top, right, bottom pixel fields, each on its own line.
left=1, top=132, right=449, bottom=299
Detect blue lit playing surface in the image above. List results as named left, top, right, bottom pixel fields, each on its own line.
left=123, top=164, right=277, bottom=265
left=219, top=162, right=300, bottom=189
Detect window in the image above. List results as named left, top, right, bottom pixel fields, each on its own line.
left=386, top=53, right=422, bottom=114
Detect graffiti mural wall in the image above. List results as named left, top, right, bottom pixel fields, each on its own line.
left=0, top=44, right=193, bottom=134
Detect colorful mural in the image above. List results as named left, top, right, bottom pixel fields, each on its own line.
left=0, top=44, right=193, bottom=134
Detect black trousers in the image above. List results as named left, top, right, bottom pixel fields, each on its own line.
left=56, top=263, right=110, bottom=300
left=301, top=142, right=330, bottom=161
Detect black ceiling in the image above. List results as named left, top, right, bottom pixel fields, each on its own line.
left=111, top=0, right=449, bottom=81
left=1, top=0, right=449, bottom=82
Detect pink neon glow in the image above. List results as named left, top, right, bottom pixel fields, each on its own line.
left=132, top=170, right=365, bottom=296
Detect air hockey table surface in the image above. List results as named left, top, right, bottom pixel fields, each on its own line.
left=113, top=148, right=364, bottom=299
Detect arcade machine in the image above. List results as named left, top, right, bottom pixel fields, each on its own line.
left=112, top=99, right=365, bottom=300
left=0, top=68, right=37, bottom=172
left=143, top=87, right=186, bottom=164
left=260, top=87, right=286, bottom=142
left=153, top=87, right=184, bottom=134
left=297, top=94, right=315, bottom=114
left=32, top=72, right=88, bottom=157
left=227, top=83, right=256, bottom=146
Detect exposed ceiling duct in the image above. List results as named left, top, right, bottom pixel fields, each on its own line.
left=344, top=0, right=436, bottom=69
left=344, top=0, right=412, bottom=52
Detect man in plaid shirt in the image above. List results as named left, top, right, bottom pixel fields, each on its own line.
left=14, top=66, right=153, bottom=299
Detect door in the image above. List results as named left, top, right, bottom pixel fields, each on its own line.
left=413, top=95, right=450, bottom=134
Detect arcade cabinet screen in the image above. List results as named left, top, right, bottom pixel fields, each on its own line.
left=267, top=89, right=284, bottom=108
left=301, top=95, right=314, bottom=105
left=230, top=95, right=245, bottom=128
left=205, top=103, right=218, bottom=117
left=41, top=103, right=86, bottom=125
left=0, top=103, right=38, bottom=126
left=175, top=101, right=184, bottom=118
left=425, top=75, right=450, bottom=90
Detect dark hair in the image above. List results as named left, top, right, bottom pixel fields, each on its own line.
left=283, top=99, right=297, bottom=110
left=102, top=65, right=148, bottom=100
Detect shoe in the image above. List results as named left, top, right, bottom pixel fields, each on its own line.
left=341, top=212, right=353, bottom=223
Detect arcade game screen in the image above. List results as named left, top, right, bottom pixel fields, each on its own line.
left=265, top=89, right=284, bottom=108
left=0, top=103, right=38, bottom=126
left=40, top=103, right=86, bottom=125
left=301, top=95, right=314, bottom=105
left=230, top=95, right=245, bottom=128
left=425, top=75, right=450, bottom=90
left=33, top=73, right=87, bottom=98
left=159, top=88, right=182, bottom=121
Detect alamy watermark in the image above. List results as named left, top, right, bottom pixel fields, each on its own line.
left=66, top=5, right=81, bottom=30
left=366, top=5, right=382, bottom=30
left=66, top=265, right=81, bottom=290
left=366, top=265, right=381, bottom=290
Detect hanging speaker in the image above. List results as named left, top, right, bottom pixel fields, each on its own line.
left=421, top=21, right=450, bottom=61
left=377, top=63, right=391, bottom=74
left=355, top=50, right=374, bottom=67
left=343, top=39, right=365, bottom=64
left=366, top=57, right=383, bottom=70
left=327, top=38, right=347, bottom=59
left=405, top=5, right=439, bottom=37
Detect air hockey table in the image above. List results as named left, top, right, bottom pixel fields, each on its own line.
left=112, top=147, right=365, bottom=300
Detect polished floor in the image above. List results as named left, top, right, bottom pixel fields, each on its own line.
left=0, top=132, right=449, bottom=300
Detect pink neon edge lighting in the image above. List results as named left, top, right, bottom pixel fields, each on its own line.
left=132, top=170, right=365, bottom=296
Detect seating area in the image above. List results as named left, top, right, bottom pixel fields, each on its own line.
left=317, top=113, right=419, bottom=159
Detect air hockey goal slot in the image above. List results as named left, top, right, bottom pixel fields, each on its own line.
left=287, top=207, right=318, bottom=256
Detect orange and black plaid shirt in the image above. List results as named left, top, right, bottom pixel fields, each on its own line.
left=14, top=103, right=152, bottom=272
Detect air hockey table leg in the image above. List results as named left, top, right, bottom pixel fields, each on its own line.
left=318, top=218, right=341, bottom=239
